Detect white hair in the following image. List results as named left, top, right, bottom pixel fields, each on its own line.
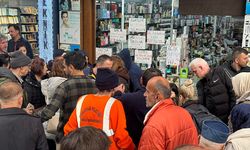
left=189, top=58, right=209, bottom=69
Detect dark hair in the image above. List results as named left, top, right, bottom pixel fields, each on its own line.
left=60, top=0, right=72, bottom=10
left=63, top=51, right=86, bottom=70
left=16, top=43, right=26, bottom=51
left=142, top=68, right=162, bottom=87
left=31, top=57, right=46, bottom=77
left=50, top=57, right=67, bottom=78
left=60, top=126, right=111, bottom=150
left=170, top=83, right=179, bottom=105
left=61, top=11, right=68, bottom=19
left=8, top=24, right=20, bottom=32
left=232, top=47, right=248, bottom=61
left=0, top=53, right=10, bottom=67
left=96, top=54, right=112, bottom=65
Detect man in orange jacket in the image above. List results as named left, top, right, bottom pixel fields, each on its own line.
left=64, top=68, right=135, bottom=150
left=139, top=76, right=198, bottom=150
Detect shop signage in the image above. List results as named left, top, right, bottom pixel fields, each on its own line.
left=96, top=47, right=112, bottom=60
left=166, top=45, right=181, bottom=66
left=38, top=0, right=53, bottom=62
left=134, top=50, right=152, bottom=64
left=128, top=18, right=146, bottom=32
left=128, top=35, right=146, bottom=49
left=147, top=30, right=165, bottom=45
left=110, top=29, right=127, bottom=43
left=242, top=15, right=250, bottom=47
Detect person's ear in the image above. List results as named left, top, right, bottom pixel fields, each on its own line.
left=18, top=96, right=23, bottom=107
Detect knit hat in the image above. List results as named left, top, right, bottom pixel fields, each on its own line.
left=10, top=51, right=31, bottom=68
left=95, top=68, right=119, bottom=91
left=201, top=120, right=229, bottom=144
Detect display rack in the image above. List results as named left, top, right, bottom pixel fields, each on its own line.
left=0, top=7, right=19, bottom=39
left=20, top=6, right=38, bottom=51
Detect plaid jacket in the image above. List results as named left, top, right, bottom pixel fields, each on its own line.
left=37, top=75, right=97, bottom=142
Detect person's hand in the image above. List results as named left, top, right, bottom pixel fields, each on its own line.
left=24, top=103, right=34, bottom=115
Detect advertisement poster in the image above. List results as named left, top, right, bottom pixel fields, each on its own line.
left=59, top=0, right=80, bottom=11
left=59, top=11, right=80, bottom=44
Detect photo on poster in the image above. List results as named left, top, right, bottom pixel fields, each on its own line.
left=59, top=0, right=72, bottom=11
left=59, top=11, right=80, bottom=44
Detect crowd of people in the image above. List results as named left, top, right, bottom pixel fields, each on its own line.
left=0, top=25, right=250, bottom=150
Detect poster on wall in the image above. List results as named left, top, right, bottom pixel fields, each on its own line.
left=128, top=18, right=146, bottom=32
left=59, top=11, right=80, bottom=44
left=128, top=35, right=146, bottom=49
left=147, top=30, right=165, bottom=45
left=96, top=47, right=112, bottom=60
left=59, top=0, right=80, bottom=11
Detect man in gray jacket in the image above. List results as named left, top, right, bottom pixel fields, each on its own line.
left=0, top=80, right=48, bottom=150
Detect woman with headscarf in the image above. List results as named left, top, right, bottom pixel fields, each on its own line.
left=230, top=72, right=250, bottom=132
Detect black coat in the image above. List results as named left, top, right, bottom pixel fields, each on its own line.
left=0, top=108, right=48, bottom=150
left=23, top=72, right=46, bottom=109
left=197, top=67, right=236, bottom=123
left=182, top=100, right=221, bottom=133
left=114, top=88, right=150, bottom=146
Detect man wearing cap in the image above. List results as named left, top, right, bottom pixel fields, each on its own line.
left=0, top=51, right=31, bottom=107
left=64, top=68, right=135, bottom=150
left=139, top=76, right=198, bottom=150
left=199, top=120, right=229, bottom=150
left=0, top=80, right=48, bottom=150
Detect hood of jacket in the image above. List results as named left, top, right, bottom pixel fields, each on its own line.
left=118, top=48, right=132, bottom=70
left=0, top=67, right=18, bottom=82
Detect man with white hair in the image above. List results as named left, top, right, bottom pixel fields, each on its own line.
left=189, top=58, right=235, bottom=123
left=0, top=33, right=8, bottom=54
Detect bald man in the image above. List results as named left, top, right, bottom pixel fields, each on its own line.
left=138, top=77, right=198, bottom=150
left=0, top=81, right=48, bottom=150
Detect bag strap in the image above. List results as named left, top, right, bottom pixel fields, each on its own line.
left=103, top=97, right=116, bottom=136
left=76, top=95, right=87, bottom=128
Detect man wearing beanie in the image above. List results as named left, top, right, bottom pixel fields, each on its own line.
left=0, top=50, right=31, bottom=107
left=64, top=68, right=135, bottom=150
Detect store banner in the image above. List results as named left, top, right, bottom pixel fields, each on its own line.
left=147, top=30, right=165, bottom=45
left=128, top=18, right=146, bottom=32
left=96, top=47, right=112, bottom=60
left=38, top=0, right=53, bottom=62
left=134, top=50, right=152, bottom=65
left=110, top=29, right=127, bottom=43
left=242, top=15, right=250, bottom=47
left=128, top=35, right=146, bottom=49
left=59, top=11, right=80, bottom=44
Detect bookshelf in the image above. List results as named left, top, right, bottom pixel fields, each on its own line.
left=20, top=6, right=38, bottom=51
left=0, top=8, right=19, bottom=39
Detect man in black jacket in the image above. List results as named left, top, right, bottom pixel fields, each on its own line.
left=222, top=47, right=250, bottom=79
left=0, top=80, right=48, bottom=150
left=189, top=58, right=235, bottom=123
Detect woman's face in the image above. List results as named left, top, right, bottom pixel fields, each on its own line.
left=62, top=13, right=68, bottom=24
left=19, top=46, right=27, bottom=55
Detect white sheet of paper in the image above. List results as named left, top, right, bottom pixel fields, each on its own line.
left=134, top=50, right=152, bottom=64
left=110, top=29, right=127, bottom=43
left=147, top=30, right=165, bottom=45
left=95, top=47, right=112, bottom=60
left=129, top=18, right=146, bottom=32
left=128, top=35, right=146, bottom=49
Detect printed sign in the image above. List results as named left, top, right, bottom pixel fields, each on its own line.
left=147, top=30, right=165, bottom=45
left=166, top=45, right=181, bottom=65
left=134, top=50, right=152, bottom=64
left=96, top=47, right=112, bottom=60
left=128, top=18, right=146, bottom=32
left=128, top=35, right=146, bottom=49
left=110, top=29, right=127, bottom=43
left=242, top=15, right=250, bottom=47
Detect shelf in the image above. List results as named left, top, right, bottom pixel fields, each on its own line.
left=21, top=22, right=37, bottom=24
left=20, top=13, right=37, bottom=15
left=21, top=31, right=38, bottom=33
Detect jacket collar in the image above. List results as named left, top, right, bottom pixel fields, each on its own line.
left=0, top=107, right=27, bottom=116
left=144, top=99, right=174, bottom=124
